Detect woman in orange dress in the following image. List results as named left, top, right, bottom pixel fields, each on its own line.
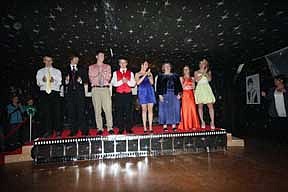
left=178, top=65, right=200, bottom=130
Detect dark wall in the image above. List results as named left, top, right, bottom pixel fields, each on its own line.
left=231, top=58, right=275, bottom=137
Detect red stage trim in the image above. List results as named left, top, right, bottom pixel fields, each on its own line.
left=44, top=125, right=222, bottom=140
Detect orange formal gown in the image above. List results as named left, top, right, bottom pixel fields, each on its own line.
left=178, top=77, right=200, bottom=130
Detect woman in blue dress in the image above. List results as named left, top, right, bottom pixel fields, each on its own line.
left=156, top=63, right=182, bottom=132
left=135, top=61, right=156, bottom=133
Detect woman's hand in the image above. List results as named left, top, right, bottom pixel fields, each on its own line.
left=159, top=95, right=164, bottom=102
left=146, top=69, right=152, bottom=77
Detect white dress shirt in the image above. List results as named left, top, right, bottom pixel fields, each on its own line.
left=274, top=90, right=287, bottom=117
left=111, top=69, right=136, bottom=87
left=36, top=67, right=62, bottom=92
left=70, top=64, right=78, bottom=71
left=65, top=64, right=82, bottom=85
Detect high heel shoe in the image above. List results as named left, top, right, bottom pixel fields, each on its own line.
left=210, top=123, right=215, bottom=130
left=201, top=122, right=206, bottom=129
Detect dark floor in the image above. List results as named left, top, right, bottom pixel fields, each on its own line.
left=1, top=139, right=288, bottom=192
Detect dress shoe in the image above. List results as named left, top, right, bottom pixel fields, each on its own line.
left=127, top=129, right=133, bottom=134
left=69, top=131, right=76, bottom=137
left=82, top=131, right=89, bottom=136
left=97, top=130, right=103, bottom=135
left=56, top=131, right=62, bottom=137
left=43, top=132, right=51, bottom=138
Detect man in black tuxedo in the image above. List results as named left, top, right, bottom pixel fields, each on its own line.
left=262, top=75, right=288, bottom=141
left=63, top=54, right=88, bottom=136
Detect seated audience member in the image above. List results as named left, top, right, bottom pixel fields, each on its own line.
left=6, top=95, right=25, bottom=148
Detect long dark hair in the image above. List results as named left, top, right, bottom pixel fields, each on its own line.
left=182, top=65, right=192, bottom=76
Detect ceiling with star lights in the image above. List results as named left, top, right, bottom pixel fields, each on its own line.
left=1, top=0, right=288, bottom=75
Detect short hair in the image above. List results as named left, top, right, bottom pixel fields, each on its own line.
left=274, top=74, right=286, bottom=84
left=162, top=62, right=172, bottom=69
left=118, top=56, right=128, bottom=62
left=43, top=55, right=53, bottom=59
left=25, top=95, right=33, bottom=102
left=96, top=50, right=105, bottom=56
left=10, top=95, right=18, bottom=100
left=69, top=53, right=79, bottom=61
left=142, top=60, right=150, bottom=64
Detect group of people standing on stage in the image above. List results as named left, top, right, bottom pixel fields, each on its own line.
left=154, top=59, right=216, bottom=132
left=36, top=51, right=216, bottom=138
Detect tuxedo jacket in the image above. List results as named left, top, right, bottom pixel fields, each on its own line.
left=62, top=65, right=88, bottom=96
left=264, top=88, right=288, bottom=118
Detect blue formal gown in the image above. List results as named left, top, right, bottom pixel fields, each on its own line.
left=138, top=76, right=156, bottom=105
left=158, top=74, right=180, bottom=125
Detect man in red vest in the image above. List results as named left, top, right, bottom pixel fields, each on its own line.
left=111, top=57, right=136, bottom=134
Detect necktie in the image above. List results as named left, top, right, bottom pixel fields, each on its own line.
left=72, top=66, right=76, bottom=89
left=98, top=66, right=104, bottom=86
left=46, top=68, right=52, bottom=94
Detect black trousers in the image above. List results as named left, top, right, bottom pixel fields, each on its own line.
left=271, top=117, right=288, bottom=142
left=5, top=123, right=21, bottom=146
left=65, top=91, right=87, bottom=133
left=39, top=91, right=61, bottom=135
left=115, top=93, right=133, bottom=132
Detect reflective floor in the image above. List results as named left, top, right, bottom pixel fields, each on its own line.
left=1, top=139, right=288, bottom=192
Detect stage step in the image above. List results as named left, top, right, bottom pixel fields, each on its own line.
left=227, top=133, right=245, bottom=147
left=4, top=145, right=33, bottom=164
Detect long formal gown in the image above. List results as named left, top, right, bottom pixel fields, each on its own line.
left=158, top=74, right=181, bottom=125
left=138, top=75, right=156, bottom=104
left=195, top=74, right=216, bottom=104
left=178, top=77, right=200, bottom=130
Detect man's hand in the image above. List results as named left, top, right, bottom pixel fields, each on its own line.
left=77, top=77, right=82, bottom=83
left=122, top=77, right=128, bottom=83
left=65, top=75, right=70, bottom=82
left=50, top=76, right=54, bottom=83
left=261, top=91, right=266, bottom=97
left=42, top=76, right=47, bottom=82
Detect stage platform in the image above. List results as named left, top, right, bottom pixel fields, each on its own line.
left=31, top=126, right=227, bottom=164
